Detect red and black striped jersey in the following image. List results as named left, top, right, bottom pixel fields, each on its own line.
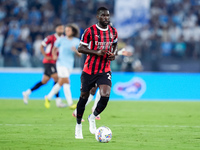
left=41, top=33, right=62, bottom=64
left=80, top=24, right=118, bottom=75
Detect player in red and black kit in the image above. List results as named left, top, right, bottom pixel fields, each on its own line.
left=22, top=24, right=65, bottom=107
left=75, top=7, right=118, bottom=139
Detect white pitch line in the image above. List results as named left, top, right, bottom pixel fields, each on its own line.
left=111, top=125, right=200, bottom=128
left=0, top=124, right=200, bottom=128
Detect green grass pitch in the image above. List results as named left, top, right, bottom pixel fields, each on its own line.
left=0, top=99, right=200, bottom=150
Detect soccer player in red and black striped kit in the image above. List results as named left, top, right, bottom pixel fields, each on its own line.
left=22, top=24, right=66, bottom=107
left=75, top=7, right=118, bottom=139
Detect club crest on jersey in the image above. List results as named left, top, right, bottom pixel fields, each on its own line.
left=113, top=77, right=146, bottom=99
left=110, top=33, right=116, bottom=39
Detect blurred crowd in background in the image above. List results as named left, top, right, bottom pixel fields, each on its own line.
left=0, top=0, right=200, bottom=72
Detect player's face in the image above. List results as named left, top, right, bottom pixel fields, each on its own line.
left=65, top=27, right=73, bottom=37
left=56, top=25, right=64, bottom=35
left=97, top=10, right=110, bottom=26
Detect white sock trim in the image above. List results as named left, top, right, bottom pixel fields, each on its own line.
left=90, top=113, right=96, bottom=120
left=26, top=89, right=32, bottom=95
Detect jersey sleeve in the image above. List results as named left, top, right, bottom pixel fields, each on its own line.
left=41, top=35, right=52, bottom=47
left=80, top=28, right=91, bottom=46
left=113, top=28, right=118, bottom=44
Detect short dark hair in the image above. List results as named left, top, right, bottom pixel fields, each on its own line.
left=55, top=23, right=63, bottom=28
left=97, top=7, right=108, bottom=15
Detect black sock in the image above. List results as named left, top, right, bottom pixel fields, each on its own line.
left=31, top=81, right=43, bottom=91
left=55, top=92, right=59, bottom=98
left=95, top=96, right=109, bottom=115
left=93, top=110, right=99, bottom=116
left=54, top=82, right=59, bottom=98
left=77, top=118, right=82, bottom=124
left=76, top=97, right=88, bottom=124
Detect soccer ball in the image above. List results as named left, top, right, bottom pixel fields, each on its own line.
left=95, top=126, right=112, bottom=143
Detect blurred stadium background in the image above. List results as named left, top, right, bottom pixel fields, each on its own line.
left=1, top=0, right=200, bottom=72
left=0, top=1, right=200, bottom=150
left=0, top=0, right=200, bottom=100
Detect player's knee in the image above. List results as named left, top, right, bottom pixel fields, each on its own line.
left=80, top=92, right=89, bottom=100
left=64, top=78, right=70, bottom=84
left=100, top=89, right=110, bottom=97
left=77, top=93, right=89, bottom=108
left=90, top=86, right=97, bottom=95
left=53, top=77, right=58, bottom=82
left=41, top=80, right=48, bottom=84
left=99, top=85, right=111, bottom=97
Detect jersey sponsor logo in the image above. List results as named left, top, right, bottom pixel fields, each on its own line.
left=113, top=77, right=146, bottom=98
left=95, top=41, right=113, bottom=50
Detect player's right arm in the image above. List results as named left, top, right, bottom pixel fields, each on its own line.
left=40, top=36, right=52, bottom=60
left=40, top=45, right=51, bottom=60
left=78, top=44, right=107, bottom=56
left=78, top=28, right=107, bottom=56
left=52, top=38, right=61, bottom=60
left=52, top=46, right=58, bottom=60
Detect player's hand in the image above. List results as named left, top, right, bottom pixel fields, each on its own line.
left=107, top=51, right=115, bottom=61
left=122, top=51, right=133, bottom=56
left=44, top=55, right=52, bottom=60
left=71, top=47, right=76, bottom=52
left=52, top=55, right=58, bottom=60
left=96, top=49, right=108, bottom=56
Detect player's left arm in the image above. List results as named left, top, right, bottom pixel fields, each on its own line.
left=71, top=39, right=82, bottom=57
left=112, top=42, right=118, bottom=54
left=71, top=46, right=82, bottom=57
left=41, top=36, right=52, bottom=60
left=117, top=48, right=133, bottom=56
left=107, top=28, right=118, bottom=61
left=107, top=42, right=117, bottom=61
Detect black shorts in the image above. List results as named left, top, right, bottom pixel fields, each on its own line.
left=80, top=71, right=112, bottom=92
left=44, top=63, right=57, bottom=77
